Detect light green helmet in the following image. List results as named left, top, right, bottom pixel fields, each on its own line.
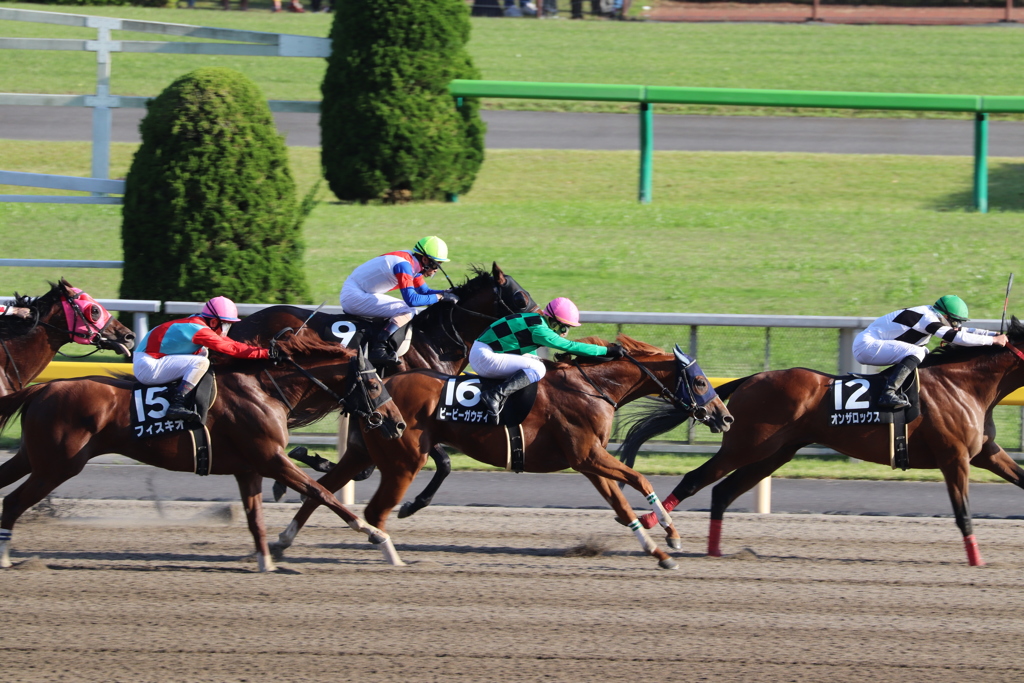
left=933, top=295, right=969, bottom=323
left=412, top=236, right=450, bottom=263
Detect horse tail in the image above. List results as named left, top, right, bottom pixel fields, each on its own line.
left=0, top=383, right=46, bottom=436
left=714, top=374, right=757, bottom=402
left=616, top=398, right=694, bottom=470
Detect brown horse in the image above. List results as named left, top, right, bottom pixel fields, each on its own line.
left=1, top=279, right=135, bottom=395
left=230, top=262, right=538, bottom=500
left=620, top=317, right=1024, bottom=567
left=274, top=336, right=735, bottom=569
left=0, top=332, right=406, bottom=571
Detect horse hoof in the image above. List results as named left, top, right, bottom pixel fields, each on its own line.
left=269, top=542, right=288, bottom=559
left=667, top=536, right=682, bottom=550
left=271, top=481, right=287, bottom=503
left=612, top=516, right=630, bottom=527
left=658, top=557, right=679, bottom=570
left=397, top=503, right=415, bottom=519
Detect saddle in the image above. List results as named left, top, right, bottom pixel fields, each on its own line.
left=829, top=366, right=920, bottom=470
left=314, top=314, right=413, bottom=357
left=434, top=374, right=539, bottom=473
left=129, top=371, right=217, bottom=475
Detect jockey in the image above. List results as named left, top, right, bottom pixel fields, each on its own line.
left=133, top=296, right=269, bottom=420
left=340, top=236, right=458, bottom=363
left=470, top=296, right=626, bottom=419
left=854, top=294, right=1008, bottom=408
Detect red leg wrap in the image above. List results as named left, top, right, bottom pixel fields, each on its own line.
left=964, top=534, right=985, bottom=567
left=708, top=518, right=723, bottom=557
left=638, top=511, right=658, bottom=529
left=663, top=494, right=679, bottom=512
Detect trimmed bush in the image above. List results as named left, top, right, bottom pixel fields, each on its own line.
left=120, top=67, right=310, bottom=314
left=321, top=0, right=485, bottom=203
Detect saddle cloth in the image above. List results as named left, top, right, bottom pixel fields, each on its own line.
left=828, top=367, right=920, bottom=427
left=434, top=374, right=539, bottom=426
left=315, top=314, right=412, bottom=357
left=129, top=369, right=216, bottom=437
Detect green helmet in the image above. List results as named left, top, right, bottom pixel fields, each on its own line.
left=933, top=295, right=969, bottom=323
left=412, top=236, right=450, bottom=263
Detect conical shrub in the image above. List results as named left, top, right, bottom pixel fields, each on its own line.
left=120, top=67, right=309, bottom=312
left=321, top=0, right=485, bottom=203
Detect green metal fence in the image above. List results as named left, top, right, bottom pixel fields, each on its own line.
left=449, top=79, right=1024, bottom=210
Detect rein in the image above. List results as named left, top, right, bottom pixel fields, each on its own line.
left=277, top=354, right=387, bottom=428
left=0, top=336, right=24, bottom=392
left=1007, top=343, right=1024, bottom=364
left=571, top=359, right=618, bottom=408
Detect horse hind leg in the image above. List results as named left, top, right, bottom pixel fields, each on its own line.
left=1, top=471, right=71, bottom=568
left=707, top=446, right=799, bottom=557
left=398, top=444, right=451, bottom=519
left=0, top=449, right=31, bottom=491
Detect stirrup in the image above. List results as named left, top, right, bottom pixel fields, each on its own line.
left=878, top=390, right=910, bottom=409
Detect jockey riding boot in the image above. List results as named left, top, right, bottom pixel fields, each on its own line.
left=166, top=381, right=200, bottom=421
left=369, top=321, right=401, bottom=364
left=480, top=370, right=533, bottom=420
left=878, top=355, right=921, bottom=409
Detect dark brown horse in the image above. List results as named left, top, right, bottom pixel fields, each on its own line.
left=0, top=332, right=406, bottom=571
left=231, top=262, right=537, bottom=500
left=620, top=318, right=1024, bottom=567
left=1, top=279, right=135, bottom=395
left=274, top=336, right=735, bottom=569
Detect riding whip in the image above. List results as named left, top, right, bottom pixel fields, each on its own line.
left=294, top=301, right=326, bottom=336
left=1001, top=273, right=1015, bottom=334
left=437, top=264, right=456, bottom=290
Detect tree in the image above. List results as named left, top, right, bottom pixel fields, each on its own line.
left=120, top=67, right=309, bottom=313
left=321, top=0, right=485, bottom=203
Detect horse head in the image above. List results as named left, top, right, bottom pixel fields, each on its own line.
left=671, top=345, right=733, bottom=434
left=54, top=279, right=135, bottom=357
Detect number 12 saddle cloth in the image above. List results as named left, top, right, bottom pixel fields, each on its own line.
left=829, top=367, right=920, bottom=470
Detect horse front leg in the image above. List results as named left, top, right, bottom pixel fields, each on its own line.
left=575, top=446, right=682, bottom=550
left=266, top=452, right=404, bottom=566
left=580, top=472, right=677, bottom=570
left=272, top=442, right=372, bottom=555
left=234, top=470, right=275, bottom=572
left=398, top=444, right=451, bottom=519
left=940, top=455, right=984, bottom=566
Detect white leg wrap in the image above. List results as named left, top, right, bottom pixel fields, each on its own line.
left=0, top=529, right=11, bottom=569
left=377, top=536, right=406, bottom=566
left=257, top=553, right=276, bottom=573
left=277, top=520, right=298, bottom=548
left=646, top=492, right=673, bottom=529
left=629, top=519, right=658, bottom=554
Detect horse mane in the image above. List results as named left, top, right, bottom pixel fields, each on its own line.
left=412, top=266, right=493, bottom=331
left=211, top=329, right=355, bottom=368
left=551, top=334, right=665, bottom=367
left=919, top=316, right=1024, bottom=368
left=0, top=281, right=64, bottom=341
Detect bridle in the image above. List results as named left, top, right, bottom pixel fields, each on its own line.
left=434, top=274, right=538, bottom=360
left=266, top=330, right=396, bottom=430
left=573, top=348, right=717, bottom=424
left=39, top=287, right=114, bottom=358
left=1006, top=342, right=1024, bottom=364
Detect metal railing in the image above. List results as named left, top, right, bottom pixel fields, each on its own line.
left=4, top=7, right=1022, bottom=209
left=0, top=7, right=329, bottom=202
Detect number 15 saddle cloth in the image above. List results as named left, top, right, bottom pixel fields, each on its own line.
left=128, top=370, right=217, bottom=475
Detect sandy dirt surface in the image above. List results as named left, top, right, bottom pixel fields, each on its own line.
left=2, top=499, right=1023, bottom=682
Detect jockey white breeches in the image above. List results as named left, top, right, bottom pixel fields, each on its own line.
left=134, top=352, right=210, bottom=386
left=469, top=341, right=546, bottom=383
left=340, top=284, right=416, bottom=325
left=852, top=332, right=928, bottom=367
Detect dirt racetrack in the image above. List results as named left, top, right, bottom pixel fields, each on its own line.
left=2, top=499, right=1023, bottom=682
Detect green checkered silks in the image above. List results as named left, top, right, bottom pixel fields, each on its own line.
left=476, top=313, right=608, bottom=357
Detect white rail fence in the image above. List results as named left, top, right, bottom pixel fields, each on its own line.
left=0, top=7, right=325, bottom=203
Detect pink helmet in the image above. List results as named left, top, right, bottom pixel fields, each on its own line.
left=200, top=296, right=241, bottom=322
left=542, top=297, right=581, bottom=327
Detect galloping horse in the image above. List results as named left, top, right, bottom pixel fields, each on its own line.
left=231, top=262, right=537, bottom=500
left=1, top=279, right=135, bottom=395
left=275, top=336, right=735, bottom=569
left=620, top=318, right=1024, bottom=567
left=0, top=332, right=406, bottom=571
